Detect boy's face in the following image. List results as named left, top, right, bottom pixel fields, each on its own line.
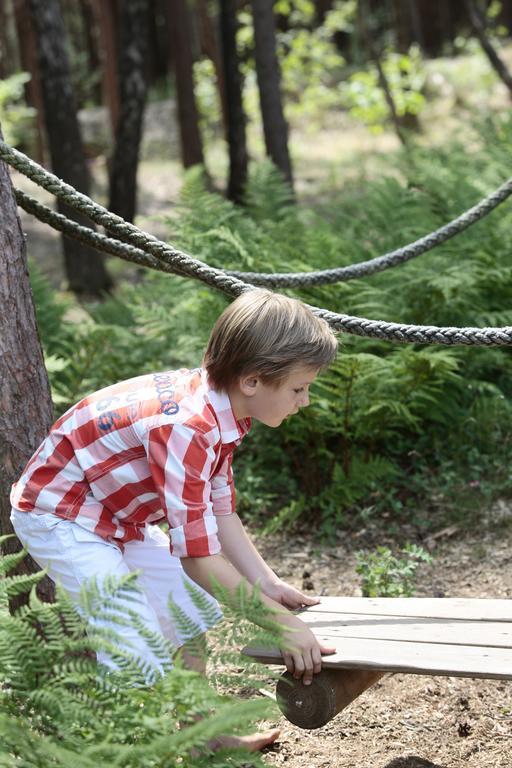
left=240, top=366, right=319, bottom=428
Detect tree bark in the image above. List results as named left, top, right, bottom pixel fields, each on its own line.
left=0, top=0, right=20, bottom=79
left=108, top=0, right=150, bottom=223
left=219, top=0, right=248, bottom=203
left=0, top=124, right=55, bottom=602
left=90, top=0, right=120, bottom=136
left=79, top=0, right=103, bottom=106
left=28, top=0, right=112, bottom=296
left=250, top=0, right=293, bottom=190
left=466, top=0, right=512, bottom=99
left=12, top=0, right=46, bottom=163
left=167, top=0, right=205, bottom=168
left=197, top=0, right=228, bottom=138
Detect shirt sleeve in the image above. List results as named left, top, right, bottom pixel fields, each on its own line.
left=146, top=422, right=221, bottom=558
left=211, top=449, right=236, bottom=516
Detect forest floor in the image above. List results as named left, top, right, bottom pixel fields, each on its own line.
left=250, top=511, right=512, bottom=768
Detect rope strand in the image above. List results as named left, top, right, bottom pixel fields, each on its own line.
left=3, top=140, right=512, bottom=346
left=228, top=176, right=512, bottom=286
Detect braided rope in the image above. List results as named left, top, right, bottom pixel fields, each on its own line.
left=228, top=176, right=512, bottom=286
left=3, top=140, right=512, bottom=346
left=15, top=189, right=192, bottom=279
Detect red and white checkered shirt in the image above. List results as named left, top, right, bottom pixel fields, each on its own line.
left=10, top=368, right=251, bottom=558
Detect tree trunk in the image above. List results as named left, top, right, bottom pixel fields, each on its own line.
left=90, top=0, right=120, bottom=136
left=197, top=0, right=228, bottom=138
left=466, top=0, right=512, bottom=98
left=147, top=0, right=170, bottom=87
left=359, top=0, right=412, bottom=143
left=28, top=0, right=112, bottom=296
left=0, top=0, right=20, bottom=79
left=12, top=0, right=46, bottom=163
left=0, top=124, right=55, bottom=602
left=315, top=0, right=333, bottom=25
left=167, top=0, right=205, bottom=168
left=250, top=0, right=293, bottom=190
left=108, top=0, right=149, bottom=223
left=407, top=0, right=425, bottom=51
left=391, top=0, right=412, bottom=53
left=219, top=0, right=248, bottom=204
left=79, top=0, right=102, bottom=106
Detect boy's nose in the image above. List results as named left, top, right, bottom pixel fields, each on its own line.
left=300, top=392, right=310, bottom=408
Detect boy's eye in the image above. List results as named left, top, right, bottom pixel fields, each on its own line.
left=293, top=388, right=304, bottom=394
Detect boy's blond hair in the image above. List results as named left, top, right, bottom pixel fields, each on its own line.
left=203, top=289, right=338, bottom=391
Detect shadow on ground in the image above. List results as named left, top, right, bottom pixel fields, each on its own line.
left=384, top=757, right=445, bottom=768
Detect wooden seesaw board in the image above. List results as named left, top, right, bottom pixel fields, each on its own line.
left=244, top=597, right=512, bottom=729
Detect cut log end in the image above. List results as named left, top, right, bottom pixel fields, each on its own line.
left=276, top=668, right=385, bottom=729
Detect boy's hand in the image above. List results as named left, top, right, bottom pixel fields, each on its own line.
left=260, top=576, right=320, bottom=610
left=280, top=614, right=336, bottom=685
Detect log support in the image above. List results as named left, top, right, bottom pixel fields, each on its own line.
left=276, top=668, right=385, bottom=729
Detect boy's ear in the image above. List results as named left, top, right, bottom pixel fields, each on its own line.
left=239, top=374, right=260, bottom=397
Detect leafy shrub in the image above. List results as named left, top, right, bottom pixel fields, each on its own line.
left=341, top=46, right=426, bottom=132
left=355, top=543, right=433, bottom=597
left=0, top=72, right=36, bottom=149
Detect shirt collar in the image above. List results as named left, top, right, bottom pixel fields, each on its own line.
left=201, top=368, right=251, bottom=444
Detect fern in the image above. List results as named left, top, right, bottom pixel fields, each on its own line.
left=0, top=551, right=279, bottom=767
left=31, top=117, right=512, bottom=531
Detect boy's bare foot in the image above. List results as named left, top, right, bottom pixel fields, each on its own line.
left=209, top=727, right=280, bottom=752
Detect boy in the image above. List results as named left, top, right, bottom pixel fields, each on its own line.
left=10, top=288, right=338, bottom=751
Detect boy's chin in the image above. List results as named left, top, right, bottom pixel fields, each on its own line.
left=257, top=416, right=284, bottom=428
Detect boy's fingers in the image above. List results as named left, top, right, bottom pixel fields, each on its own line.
left=292, top=654, right=305, bottom=680
left=320, top=644, right=337, bottom=655
left=299, top=594, right=321, bottom=605
left=282, top=652, right=294, bottom=676
left=302, top=650, right=315, bottom=685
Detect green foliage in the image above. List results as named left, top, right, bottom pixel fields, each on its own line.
left=0, top=548, right=280, bottom=767
left=342, top=46, right=426, bottom=132
left=0, top=72, right=36, bottom=148
left=355, top=543, right=433, bottom=597
left=31, top=116, right=512, bottom=535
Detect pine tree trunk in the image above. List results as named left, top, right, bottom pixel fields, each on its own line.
left=167, top=0, right=205, bottom=168
left=315, top=0, right=333, bottom=24
left=28, top=0, right=112, bottom=296
left=90, top=0, right=120, bottom=136
left=0, top=125, right=55, bottom=602
left=108, top=0, right=149, bottom=223
left=197, top=0, right=228, bottom=139
left=407, top=0, right=424, bottom=50
left=0, top=0, right=19, bottom=79
left=79, top=0, right=102, bottom=105
left=219, top=0, right=248, bottom=203
left=250, top=0, right=293, bottom=189
left=12, top=0, right=46, bottom=163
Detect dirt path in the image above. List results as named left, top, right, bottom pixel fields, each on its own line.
left=251, top=523, right=512, bottom=768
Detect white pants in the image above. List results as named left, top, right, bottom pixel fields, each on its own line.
left=10, top=509, right=221, bottom=677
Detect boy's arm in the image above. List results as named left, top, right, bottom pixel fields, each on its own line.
left=181, top=552, right=335, bottom=685
left=216, top=512, right=318, bottom=610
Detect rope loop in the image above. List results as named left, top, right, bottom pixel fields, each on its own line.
left=1, top=139, right=511, bottom=346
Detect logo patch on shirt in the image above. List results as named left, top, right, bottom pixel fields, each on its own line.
left=153, top=373, right=180, bottom=416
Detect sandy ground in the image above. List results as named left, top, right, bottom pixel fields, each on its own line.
left=251, top=520, right=512, bottom=768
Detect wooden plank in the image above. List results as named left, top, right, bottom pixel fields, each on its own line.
left=244, top=634, right=512, bottom=680
left=303, top=597, right=512, bottom=622
left=295, top=611, right=512, bottom=649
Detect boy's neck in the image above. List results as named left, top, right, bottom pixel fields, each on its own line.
left=227, top=385, right=248, bottom=421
